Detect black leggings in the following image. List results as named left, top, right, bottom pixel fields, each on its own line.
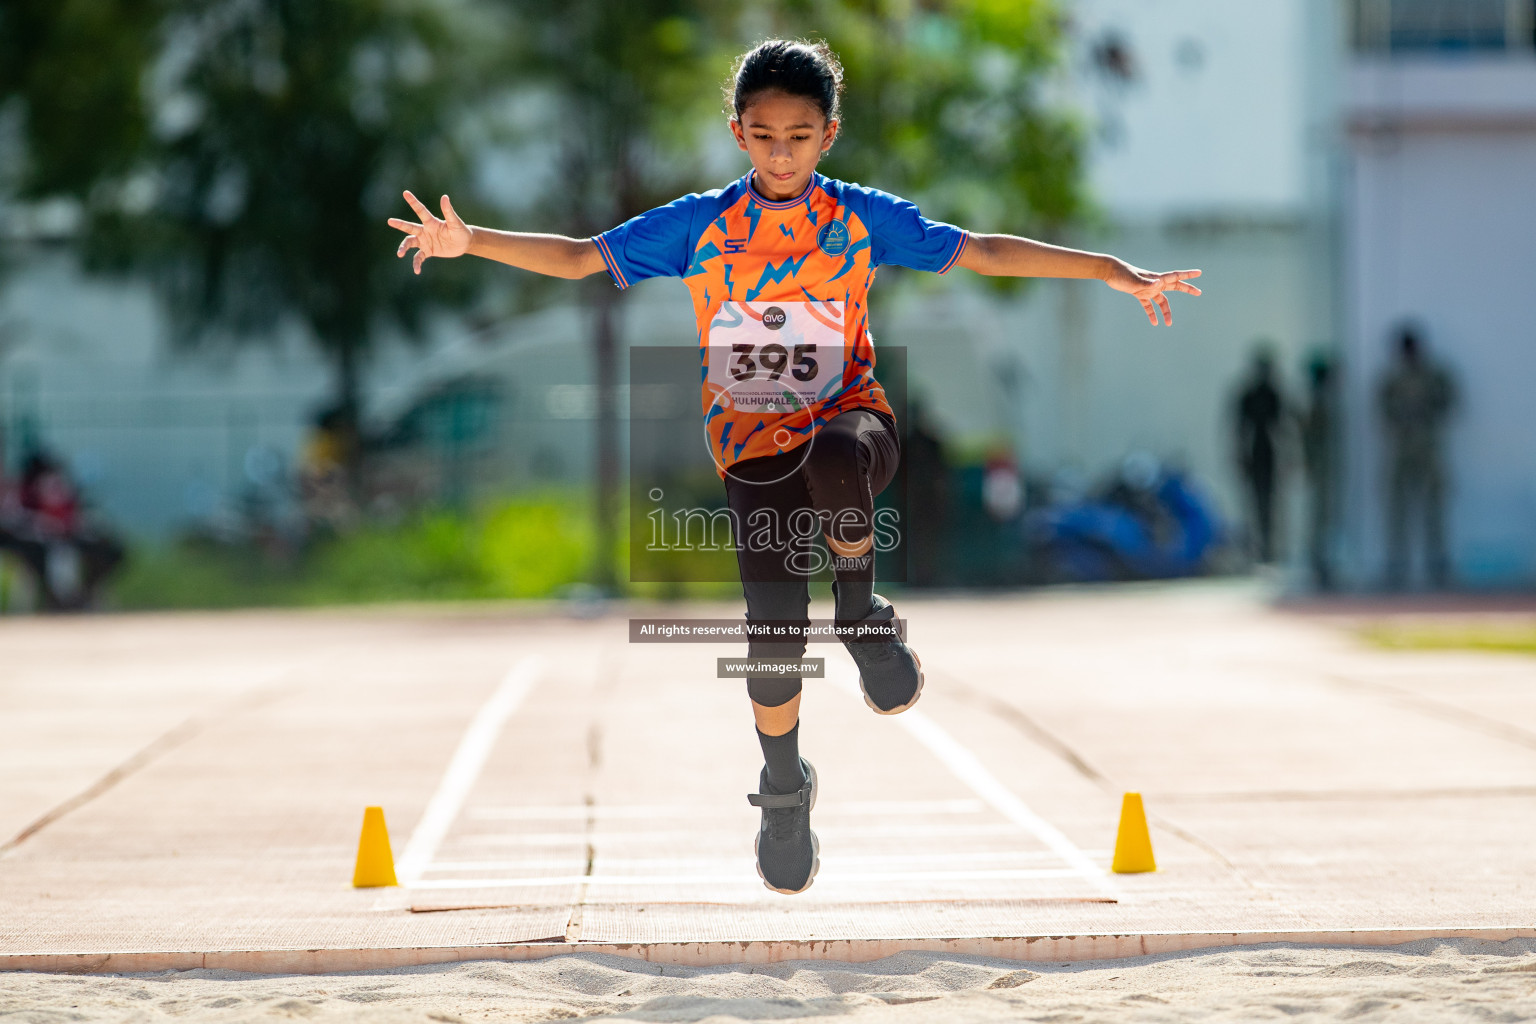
left=724, top=409, right=900, bottom=707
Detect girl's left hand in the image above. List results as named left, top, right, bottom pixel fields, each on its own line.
left=1105, top=261, right=1203, bottom=326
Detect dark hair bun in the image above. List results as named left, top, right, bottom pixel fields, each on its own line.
left=727, top=39, right=844, bottom=123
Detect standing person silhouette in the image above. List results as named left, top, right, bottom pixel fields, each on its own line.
left=1301, top=354, right=1339, bottom=590
left=389, top=38, right=1201, bottom=894
left=1379, top=325, right=1456, bottom=589
left=1235, top=348, right=1286, bottom=564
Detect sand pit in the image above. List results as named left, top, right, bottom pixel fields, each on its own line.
left=4, top=939, right=1535, bottom=1023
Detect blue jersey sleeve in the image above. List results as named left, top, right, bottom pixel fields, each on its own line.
left=592, top=195, right=698, bottom=290
left=853, top=187, right=969, bottom=274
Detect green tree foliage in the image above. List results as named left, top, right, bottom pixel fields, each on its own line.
left=23, top=0, right=493, bottom=431
left=0, top=0, right=159, bottom=199
left=498, top=1, right=733, bottom=235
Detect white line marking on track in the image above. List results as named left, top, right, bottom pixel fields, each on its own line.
left=467, top=798, right=986, bottom=821
left=451, top=821, right=1059, bottom=846
left=826, top=665, right=1117, bottom=897
left=410, top=867, right=1085, bottom=890
left=424, top=850, right=1111, bottom=873
left=395, top=656, right=544, bottom=885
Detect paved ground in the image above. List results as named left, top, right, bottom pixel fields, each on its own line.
left=2, top=583, right=1534, bottom=967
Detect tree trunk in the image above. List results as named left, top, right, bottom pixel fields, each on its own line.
left=333, top=337, right=364, bottom=499
left=591, top=281, right=621, bottom=592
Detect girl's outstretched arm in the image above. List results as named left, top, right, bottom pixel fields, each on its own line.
left=955, top=233, right=1202, bottom=326
left=388, top=191, right=606, bottom=279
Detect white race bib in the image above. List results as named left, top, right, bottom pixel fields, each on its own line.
left=705, top=299, right=847, bottom=415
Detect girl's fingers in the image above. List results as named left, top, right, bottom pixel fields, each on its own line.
left=413, top=250, right=426, bottom=274
left=397, top=235, right=420, bottom=257
left=388, top=217, right=423, bottom=234
left=440, top=194, right=461, bottom=224
left=403, top=190, right=434, bottom=222
left=1127, top=266, right=1202, bottom=323
left=1144, top=270, right=1201, bottom=290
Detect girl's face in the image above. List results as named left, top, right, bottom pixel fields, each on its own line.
left=730, top=91, right=838, bottom=201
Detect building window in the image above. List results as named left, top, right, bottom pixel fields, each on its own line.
left=1353, top=0, right=1536, bottom=52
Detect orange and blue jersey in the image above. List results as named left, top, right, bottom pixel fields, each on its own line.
left=593, top=171, right=968, bottom=477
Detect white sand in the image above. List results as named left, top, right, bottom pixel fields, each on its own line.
left=3, top=940, right=1535, bottom=1023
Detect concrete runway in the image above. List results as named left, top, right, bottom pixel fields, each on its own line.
left=2, top=583, right=1534, bottom=970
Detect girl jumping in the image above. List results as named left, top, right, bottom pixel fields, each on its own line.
left=390, top=38, right=1201, bottom=895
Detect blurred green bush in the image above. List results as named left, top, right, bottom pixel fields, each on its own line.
left=110, top=492, right=735, bottom=609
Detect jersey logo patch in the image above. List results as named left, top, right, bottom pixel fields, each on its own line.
left=816, top=220, right=850, bottom=257
left=724, top=238, right=748, bottom=254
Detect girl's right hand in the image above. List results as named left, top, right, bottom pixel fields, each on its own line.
left=389, top=191, right=472, bottom=274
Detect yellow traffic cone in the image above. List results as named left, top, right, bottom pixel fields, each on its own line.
left=352, top=806, right=398, bottom=887
left=1111, top=792, right=1157, bottom=873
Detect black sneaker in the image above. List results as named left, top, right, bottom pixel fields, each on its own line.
left=747, top=757, right=819, bottom=894
left=836, top=588, right=924, bottom=714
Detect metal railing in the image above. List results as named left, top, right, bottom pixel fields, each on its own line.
left=1352, top=0, right=1536, bottom=51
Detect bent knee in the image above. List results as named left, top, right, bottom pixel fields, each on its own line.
left=747, top=675, right=802, bottom=707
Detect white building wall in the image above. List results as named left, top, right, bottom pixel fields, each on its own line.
left=1069, top=0, right=1316, bottom=220
left=1344, top=59, right=1536, bottom=587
